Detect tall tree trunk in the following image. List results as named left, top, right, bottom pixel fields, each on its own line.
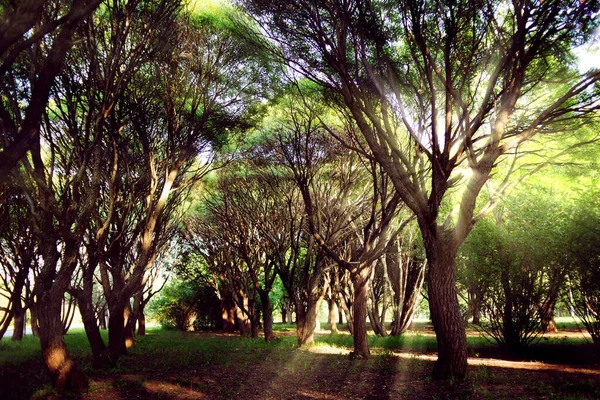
left=328, top=298, right=338, bottom=333
left=338, top=292, right=354, bottom=335
left=338, top=305, right=343, bottom=325
left=501, top=262, right=519, bottom=349
left=137, top=311, right=146, bottom=336
left=11, top=308, right=25, bottom=341
left=314, top=298, right=321, bottom=332
left=98, top=306, right=107, bottom=330
left=77, top=295, right=108, bottom=367
left=36, top=296, right=88, bottom=393
left=425, top=236, right=468, bottom=379
left=107, top=301, right=128, bottom=362
left=30, top=307, right=40, bottom=337
left=124, top=299, right=137, bottom=347
left=295, top=300, right=319, bottom=347
left=351, top=267, right=372, bottom=358
left=220, top=294, right=236, bottom=332
left=259, top=291, right=275, bottom=342
left=235, top=305, right=251, bottom=337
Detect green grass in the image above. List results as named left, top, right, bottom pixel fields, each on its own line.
left=2, top=324, right=599, bottom=400
left=0, top=334, right=42, bottom=364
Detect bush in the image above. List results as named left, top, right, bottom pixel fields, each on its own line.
left=148, top=279, right=221, bottom=331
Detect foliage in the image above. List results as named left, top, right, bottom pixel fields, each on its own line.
left=147, top=279, right=221, bottom=331
left=565, top=176, right=600, bottom=344
left=459, top=175, right=576, bottom=349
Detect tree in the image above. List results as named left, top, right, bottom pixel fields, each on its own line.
left=0, top=181, right=36, bottom=341
left=0, top=0, right=102, bottom=181
left=565, top=176, right=600, bottom=345
left=252, top=90, right=412, bottom=356
left=243, top=0, right=600, bottom=378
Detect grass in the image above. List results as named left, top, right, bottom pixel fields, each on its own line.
left=1, top=321, right=599, bottom=399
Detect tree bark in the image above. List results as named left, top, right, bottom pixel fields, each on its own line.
left=338, top=292, right=354, bottom=335
left=107, top=301, right=128, bottom=362
left=11, top=308, right=25, bottom=341
left=30, top=307, right=40, bottom=337
left=328, top=298, right=338, bottom=333
left=98, top=306, right=107, bottom=330
left=295, top=301, right=319, bottom=347
left=36, top=296, right=88, bottom=393
left=351, top=267, right=372, bottom=358
left=259, top=291, right=275, bottom=342
left=77, top=295, right=108, bottom=367
left=425, top=234, right=468, bottom=379
left=137, top=312, right=146, bottom=336
left=235, top=305, right=251, bottom=337
left=220, top=294, right=236, bottom=332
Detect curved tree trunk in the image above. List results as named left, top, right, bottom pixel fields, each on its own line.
left=426, top=237, right=468, bottom=379
left=539, top=297, right=557, bottom=333
left=259, top=291, right=275, bottom=342
left=72, top=285, right=108, bottom=367
left=351, top=267, right=372, bottom=358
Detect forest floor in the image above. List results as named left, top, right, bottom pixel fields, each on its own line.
left=1, top=322, right=599, bottom=400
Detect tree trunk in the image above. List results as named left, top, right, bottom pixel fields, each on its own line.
left=539, top=281, right=560, bottom=333
left=36, top=296, right=88, bottom=393
left=259, top=291, right=275, bottom=342
left=295, top=301, right=319, bottom=347
left=235, top=305, right=251, bottom=337
left=107, top=301, right=128, bottom=363
left=282, top=306, right=288, bottom=324
left=124, top=300, right=136, bottom=347
left=328, top=298, right=338, bottom=333
left=314, top=298, right=321, bottom=332
left=98, top=306, right=107, bottom=330
left=30, top=307, right=40, bottom=337
left=338, top=305, right=344, bottom=325
left=137, top=310, right=146, bottom=336
left=338, top=293, right=354, bottom=335
left=387, top=243, right=426, bottom=336
left=11, top=305, right=25, bottom=341
left=220, top=294, right=236, bottom=333
left=79, top=300, right=108, bottom=367
left=351, top=267, right=372, bottom=358
left=426, top=236, right=468, bottom=379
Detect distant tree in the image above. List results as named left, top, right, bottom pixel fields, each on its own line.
left=243, top=0, right=600, bottom=378
left=255, top=92, right=410, bottom=357
left=0, top=182, right=36, bottom=341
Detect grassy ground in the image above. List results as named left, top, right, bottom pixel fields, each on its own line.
left=1, top=322, right=599, bottom=399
